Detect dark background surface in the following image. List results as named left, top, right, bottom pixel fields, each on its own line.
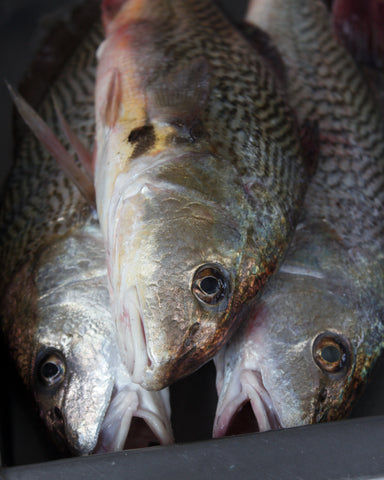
left=1, top=0, right=384, bottom=477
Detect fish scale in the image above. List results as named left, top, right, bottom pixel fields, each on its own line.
left=1, top=7, right=173, bottom=454
left=213, top=0, right=384, bottom=437
left=94, top=0, right=311, bottom=390
left=0, top=23, right=103, bottom=293
left=274, top=1, right=384, bottom=253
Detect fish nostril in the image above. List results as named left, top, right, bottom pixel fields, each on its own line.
left=184, top=322, right=201, bottom=348
left=54, top=407, right=63, bottom=421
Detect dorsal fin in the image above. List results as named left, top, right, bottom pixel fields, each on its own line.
left=146, top=57, right=211, bottom=127
left=52, top=97, right=94, bottom=178
left=7, top=83, right=95, bottom=207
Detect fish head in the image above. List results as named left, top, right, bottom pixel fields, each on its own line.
left=108, top=149, right=285, bottom=390
left=2, top=226, right=115, bottom=455
left=28, top=226, right=117, bottom=455
left=32, top=293, right=116, bottom=455
left=214, top=241, right=384, bottom=436
left=2, top=223, right=174, bottom=454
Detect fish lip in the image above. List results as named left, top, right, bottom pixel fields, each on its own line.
left=241, top=370, right=282, bottom=431
left=119, top=286, right=151, bottom=383
left=93, top=382, right=173, bottom=453
left=92, top=383, right=139, bottom=454
left=214, top=369, right=281, bottom=437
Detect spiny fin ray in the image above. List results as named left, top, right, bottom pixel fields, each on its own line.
left=7, top=82, right=95, bottom=207
left=101, top=68, right=122, bottom=128
left=52, top=96, right=94, bottom=178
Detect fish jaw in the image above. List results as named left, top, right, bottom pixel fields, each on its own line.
left=3, top=221, right=167, bottom=455
left=213, top=368, right=282, bottom=438
left=48, top=357, right=115, bottom=455
left=94, top=0, right=310, bottom=389
left=214, top=239, right=384, bottom=437
left=95, top=372, right=173, bottom=452
left=213, top=310, right=283, bottom=438
left=105, top=149, right=288, bottom=389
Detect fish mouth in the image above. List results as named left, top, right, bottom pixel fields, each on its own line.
left=119, top=286, right=152, bottom=384
left=213, top=370, right=281, bottom=437
left=93, top=383, right=173, bottom=453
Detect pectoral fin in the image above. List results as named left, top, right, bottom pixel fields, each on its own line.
left=7, top=82, right=95, bottom=207
left=100, top=68, right=123, bottom=128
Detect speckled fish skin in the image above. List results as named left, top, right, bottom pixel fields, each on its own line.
left=1, top=17, right=173, bottom=454
left=213, top=0, right=384, bottom=436
left=95, top=0, right=310, bottom=391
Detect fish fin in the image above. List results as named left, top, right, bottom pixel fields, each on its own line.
left=101, top=68, right=122, bottom=128
left=7, top=82, right=96, bottom=207
left=52, top=96, right=94, bottom=178
left=238, top=22, right=287, bottom=92
left=146, top=57, right=211, bottom=127
left=299, top=119, right=319, bottom=179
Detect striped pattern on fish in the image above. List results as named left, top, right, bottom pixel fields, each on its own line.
left=1, top=7, right=173, bottom=454
left=0, top=22, right=103, bottom=293
left=249, top=0, right=384, bottom=255
left=213, top=0, right=384, bottom=438
left=94, top=0, right=311, bottom=390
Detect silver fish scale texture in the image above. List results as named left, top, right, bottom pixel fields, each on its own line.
left=149, top=0, right=307, bottom=225
left=0, top=24, right=103, bottom=291
left=280, top=1, right=384, bottom=255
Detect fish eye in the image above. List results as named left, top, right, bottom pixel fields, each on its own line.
left=192, top=264, right=230, bottom=306
left=313, top=332, right=350, bottom=374
left=36, top=349, right=66, bottom=388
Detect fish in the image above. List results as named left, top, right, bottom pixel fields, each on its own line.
left=213, top=0, right=384, bottom=437
left=1, top=6, right=173, bottom=455
left=92, top=0, right=312, bottom=390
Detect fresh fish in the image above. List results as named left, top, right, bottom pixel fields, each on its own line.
left=213, top=0, right=384, bottom=436
left=1, top=10, right=173, bottom=454
left=93, top=0, right=311, bottom=390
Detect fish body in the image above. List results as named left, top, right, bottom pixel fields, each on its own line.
left=1, top=14, right=172, bottom=454
left=94, top=0, right=310, bottom=390
left=213, top=0, right=384, bottom=436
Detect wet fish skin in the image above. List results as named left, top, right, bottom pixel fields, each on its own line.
left=3, top=220, right=173, bottom=454
left=94, top=0, right=310, bottom=390
left=0, top=23, right=101, bottom=294
left=213, top=0, right=384, bottom=436
left=1, top=15, right=173, bottom=454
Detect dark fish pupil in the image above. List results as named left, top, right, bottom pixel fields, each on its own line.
left=321, top=345, right=341, bottom=364
left=200, top=276, right=219, bottom=295
left=42, top=362, right=59, bottom=379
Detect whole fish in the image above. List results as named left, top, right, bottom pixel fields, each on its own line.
left=213, top=0, right=384, bottom=436
left=93, top=0, right=311, bottom=390
left=1, top=8, right=173, bottom=454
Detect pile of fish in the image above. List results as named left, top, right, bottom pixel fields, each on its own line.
left=1, top=0, right=383, bottom=460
